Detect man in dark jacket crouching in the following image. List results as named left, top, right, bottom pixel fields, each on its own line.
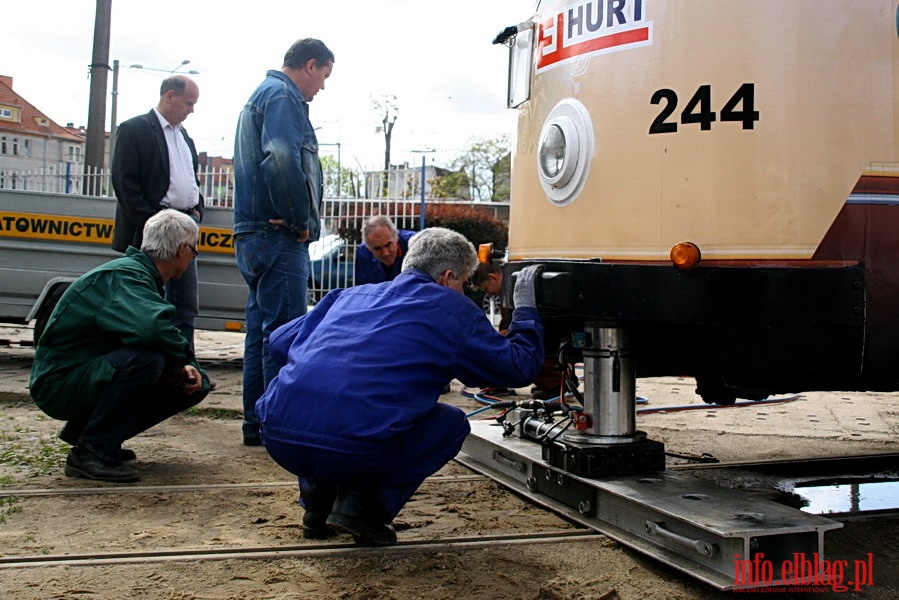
left=30, top=209, right=211, bottom=483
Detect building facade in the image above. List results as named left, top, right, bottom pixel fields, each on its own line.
left=0, top=75, right=85, bottom=179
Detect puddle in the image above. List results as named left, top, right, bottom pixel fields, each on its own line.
left=787, top=479, right=899, bottom=515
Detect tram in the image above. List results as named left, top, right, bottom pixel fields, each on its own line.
left=495, top=0, right=899, bottom=404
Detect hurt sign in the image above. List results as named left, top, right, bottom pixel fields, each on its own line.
left=537, top=0, right=650, bottom=72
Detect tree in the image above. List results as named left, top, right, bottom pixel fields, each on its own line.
left=449, top=135, right=512, bottom=202
left=320, top=155, right=363, bottom=198
left=371, top=95, right=399, bottom=172
left=430, top=169, right=470, bottom=200
left=492, top=152, right=512, bottom=202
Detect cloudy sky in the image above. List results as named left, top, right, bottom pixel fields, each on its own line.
left=5, top=0, right=535, bottom=170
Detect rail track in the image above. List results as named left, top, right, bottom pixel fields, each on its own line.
left=0, top=474, right=490, bottom=498
left=0, top=472, right=600, bottom=571
left=1, top=455, right=895, bottom=573
left=0, top=530, right=604, bottom=569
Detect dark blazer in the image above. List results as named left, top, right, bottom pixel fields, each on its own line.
left=111, top=109, right=204, bottom=252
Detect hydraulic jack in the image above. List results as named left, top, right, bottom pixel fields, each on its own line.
left=457, top=322, right=841, bottom=591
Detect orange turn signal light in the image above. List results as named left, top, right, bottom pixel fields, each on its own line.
left=478, top=243, right=494, bottom=264
left=670, top=242, right=701, bottom=271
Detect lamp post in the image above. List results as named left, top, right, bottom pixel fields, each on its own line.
left=109, top=59, right=119, bottom=159
left=129, top=59, right=200, bottom=75
left=411, top=149, right=435, bottom=230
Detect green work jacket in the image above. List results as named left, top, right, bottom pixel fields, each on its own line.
left=29, top=247, right=208, bottom=419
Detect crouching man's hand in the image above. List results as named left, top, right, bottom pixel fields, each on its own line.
left=179, top=365, right=204, bottom=394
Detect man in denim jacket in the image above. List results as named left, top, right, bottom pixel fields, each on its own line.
left=233, top=38, right=335, bottom=446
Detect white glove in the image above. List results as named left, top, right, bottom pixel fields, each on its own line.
left=512, top=265, right=542, bottom=309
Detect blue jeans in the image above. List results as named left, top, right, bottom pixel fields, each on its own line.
left=263, top=403, right=471, bottom=521
left=166, top=257, right=198, bottom=350
left=235, top=229, right=310, bottom=440
left=68, top=347, right=208, bottom=464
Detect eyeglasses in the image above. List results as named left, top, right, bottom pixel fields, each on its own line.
left=186, top=243, right=199, bottom=257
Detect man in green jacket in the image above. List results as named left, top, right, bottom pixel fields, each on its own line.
left=30, top=209, right=212, bottom=483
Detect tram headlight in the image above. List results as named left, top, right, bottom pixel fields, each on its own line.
left=538, top=124, right=568, bottom=181
left=537, top=99, right=594, bottom=206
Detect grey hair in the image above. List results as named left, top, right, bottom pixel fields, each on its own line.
left=402, top=227, right=478, bottom=282
left=361, top=214, right=398, bottom=246
left=141, top=209, right=199, bottom=261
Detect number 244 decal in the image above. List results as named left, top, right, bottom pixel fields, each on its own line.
left=649, top=83, right=759, bottom=134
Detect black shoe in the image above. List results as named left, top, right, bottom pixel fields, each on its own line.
left=531, top=386, right=559, bottom=400
left=326, top=490, right=397, bottom=546
left=299, top=480, right=338, bottom=539
left=302, top=511, right=337, bottom=540
left=479, top=387, right=517, bottom=397
left=243, top=435, right=262, bottom=446
left=327, top=512, right=396, bottom=546
left=120, top=448, right=137, bottom=462
left=351, top=524, right=396, bottom=547
left=64, top=448, right=140, bottom=483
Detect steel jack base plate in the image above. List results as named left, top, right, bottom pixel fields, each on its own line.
left=457, top=420, right=842, bottom=591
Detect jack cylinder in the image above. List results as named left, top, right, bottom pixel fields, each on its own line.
left=566, top=323, right=638, bottom=442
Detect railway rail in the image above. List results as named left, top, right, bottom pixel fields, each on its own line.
left=0, top=471, right=594, bottom=571
left=0, top=530, right=603, bottom=569
left=1, top=456, right=894, bottom=573
left=0, top=474, right=490, bottom=499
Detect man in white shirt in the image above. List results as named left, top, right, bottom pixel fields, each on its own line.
left=112, top=75, right=204, bottom=348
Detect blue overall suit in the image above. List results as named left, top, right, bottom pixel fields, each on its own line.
left=256, top=268, right=544, bottom=522
left=354, top=229, right=416, bottom=285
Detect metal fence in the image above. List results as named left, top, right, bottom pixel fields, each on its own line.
left=0, top=163, right=112, bottom=196
left=0, top=162, right=482, bottom=208
left=312, top=199, right=424, bottom=297
left=311, top=197, right=509, bottom=299
left=0, top=163, right=509, bottom=301
left=0, top=163, right=228, bottom=205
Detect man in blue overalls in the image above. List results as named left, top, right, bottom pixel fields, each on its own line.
left=257, top=227, right=544, bottom=545
left=354, top=215, right=416, bottom=285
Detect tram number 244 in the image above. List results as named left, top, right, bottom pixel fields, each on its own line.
left=649, top=83, right=759, bottom=134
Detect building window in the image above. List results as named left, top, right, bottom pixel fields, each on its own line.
left=22, top=139, right=30, bottom=158
left=0, top=108, right=11, bottom=119
left=69, top=145, right=82, bottom=163
left=12, top=138, right=18, bottom=156
left=0, top=136, right=5, bottom=154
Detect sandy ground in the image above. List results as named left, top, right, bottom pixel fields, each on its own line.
left=0, top=326, right=897, bottom=599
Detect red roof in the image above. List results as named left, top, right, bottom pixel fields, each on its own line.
left=0, top=75, right=84, bottom=142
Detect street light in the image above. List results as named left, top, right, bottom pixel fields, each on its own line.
left=110, top=59, right=120, bottom=158
left=129, top=59, right=200, bottom=75
left=411, top=149, right=436, bottom=230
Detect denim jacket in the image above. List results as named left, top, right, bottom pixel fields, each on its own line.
left=233, top=70, right=322, bottom=241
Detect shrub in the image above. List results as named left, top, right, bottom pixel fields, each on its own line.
left=331, top=201, right=508, bottom=252
left=423, top=203, right=508, bottom=251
